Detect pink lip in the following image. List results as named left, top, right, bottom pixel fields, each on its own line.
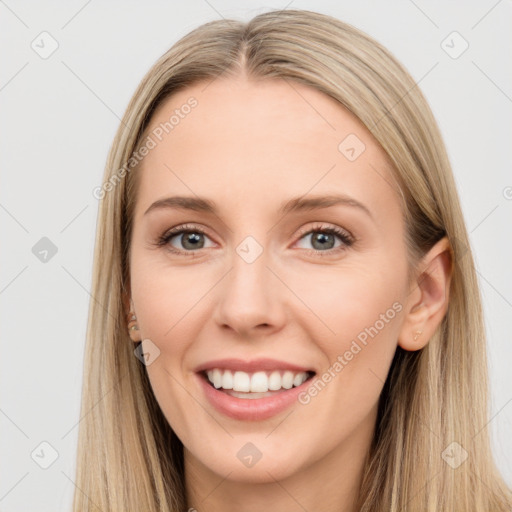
left=194, top=357, right=313, bottom=374
left=195, top=359, right=315, bottom=421
left=197, top=374, right=313, bottom=421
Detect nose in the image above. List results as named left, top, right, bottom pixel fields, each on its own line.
left=212, top=243, right=287, bottom=338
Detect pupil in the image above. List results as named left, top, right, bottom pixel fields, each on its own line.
left=312, top=232, right=334, bottom=250
left=183, top=232, right=204, bottom=250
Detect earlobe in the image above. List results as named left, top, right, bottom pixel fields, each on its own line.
left=122, top=289, right=141, bottom=342
left=398, top=236, right=453, bottom=351
left=127, top=310, right=141, bottom=342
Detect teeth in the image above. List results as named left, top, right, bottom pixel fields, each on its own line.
left=233, top=371, right=250, bottom=392
left=282, top=371, right=294, bottom=389
left=222, top=370, right=233, bottom=390
left=213, top=369, right=222, bottom=389
left=205, top=369, right=309, bottom=393
left=251, top=371, right=268, bottom=392
left=268, top=371, right=281, bottom=391
left=293, top=373, right=305, bottom=387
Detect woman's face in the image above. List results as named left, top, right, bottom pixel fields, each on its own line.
left=128, top=76, right=412, bottom=482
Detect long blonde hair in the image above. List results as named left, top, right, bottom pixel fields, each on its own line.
left=73, top=9, right=512, bottom=511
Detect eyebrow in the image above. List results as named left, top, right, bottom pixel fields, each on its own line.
left=144, top=194, right=373, bottom=219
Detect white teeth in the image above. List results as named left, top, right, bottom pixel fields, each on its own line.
left=212, top=369, right=222, bottom=389
left=250, top=372, right=268, bottom=392
left=222, top=370, right=233, bottom=390
left=233, top=371, right=251, bottom=392
left=282, top=371, right=294, bottom=389
left=205, top=368, right=310, bottom=393
left=293, top=372, right=306, bottom=387
left=268, top=371, right=281, bottom=391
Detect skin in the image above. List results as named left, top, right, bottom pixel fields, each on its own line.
left=125, top=75, right=452, bottom=512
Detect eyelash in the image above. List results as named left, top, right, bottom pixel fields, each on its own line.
left=155, top=222, right=355, bottom=257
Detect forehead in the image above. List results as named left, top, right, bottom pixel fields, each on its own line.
left=133, top=76, right=401, bottom=223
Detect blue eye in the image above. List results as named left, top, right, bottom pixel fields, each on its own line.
left=157, top=224, right=214, bottom=254
left=156, top=223, right=354, bottom=256
left=295, top=225, right=354, bottom=253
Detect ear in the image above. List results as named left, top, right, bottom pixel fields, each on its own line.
left=398, top=236, right=453, bottom=351
left=121, top=281, right=141, bottom=342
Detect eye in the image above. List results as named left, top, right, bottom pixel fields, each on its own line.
left=294, top=224, right=354, bottom=254
left=154, top=222, right=355, bottom=257
left=156, top=224, right=215, bottom=255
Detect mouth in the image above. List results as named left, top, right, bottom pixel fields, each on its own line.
left=202, top=369, right=315, bottom=399
left=195, top=360, right=316, bottom=421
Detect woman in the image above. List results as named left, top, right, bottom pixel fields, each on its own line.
left=74, top=9, right=512, bottom=511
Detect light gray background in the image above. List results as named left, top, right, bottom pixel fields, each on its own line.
left=1, top=1, right=511, bottom=510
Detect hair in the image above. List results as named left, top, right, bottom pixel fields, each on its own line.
left=73, top=8, right=512, bottom=511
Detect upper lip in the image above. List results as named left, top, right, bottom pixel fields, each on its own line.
left=194, top=358, right=314, bottom=374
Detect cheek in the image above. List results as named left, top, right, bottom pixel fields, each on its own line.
left=130, top=253, right=213, bottom=342
left=289, top=263, right=405, bottom=410
left=130, top=280, right=201, bottom=442
left=287, top=262, right=404, bottom=345
left=287, top=263, right=405, bottom=436
left=129, top=254, right=219, bottom=430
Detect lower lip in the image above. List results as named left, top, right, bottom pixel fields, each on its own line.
left=197, top=373, right=313, bottom=421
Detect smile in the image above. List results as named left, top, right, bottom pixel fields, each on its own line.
left=205, top=369, right=311, bottom=397
left=195, top=358, right=316, bottom=421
